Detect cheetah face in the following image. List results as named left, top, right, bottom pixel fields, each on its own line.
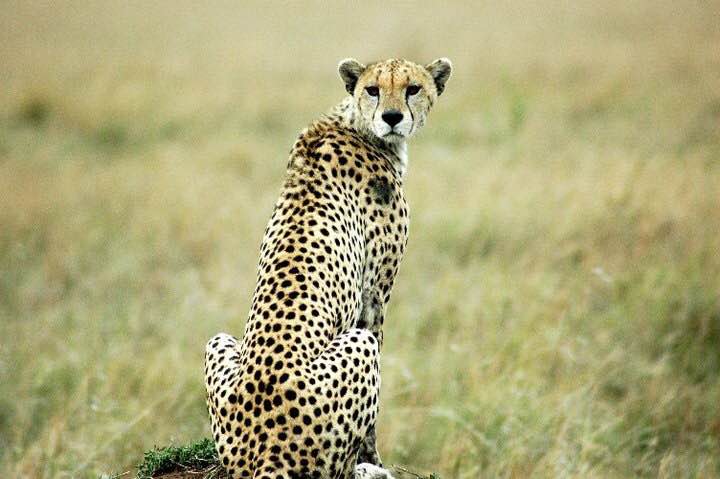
left=338, top=57, right=452, bottom=143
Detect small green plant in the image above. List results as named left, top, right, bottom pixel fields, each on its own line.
left=393, top=465, right=442, bottom=479
left=136, top=438, right=220, bottom=479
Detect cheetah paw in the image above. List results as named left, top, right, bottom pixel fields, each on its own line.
left=355, top=463, right=395, bottom=479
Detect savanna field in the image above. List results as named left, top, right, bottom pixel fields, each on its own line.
left=1, top=1, right=719, bottom=478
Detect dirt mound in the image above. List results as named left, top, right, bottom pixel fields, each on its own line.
left=151, top=467, right=226, bottom=479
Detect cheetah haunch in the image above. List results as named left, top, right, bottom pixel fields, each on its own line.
left=205, top=58, right=452, bottom=479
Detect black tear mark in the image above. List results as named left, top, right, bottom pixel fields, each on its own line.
left=369, top=177, right=392, bottom=205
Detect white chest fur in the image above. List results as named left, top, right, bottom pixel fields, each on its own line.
left=394, top=142, right=408, bottom=179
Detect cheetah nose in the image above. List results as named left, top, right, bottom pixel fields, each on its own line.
left=381, top=109, right=404, bottom=127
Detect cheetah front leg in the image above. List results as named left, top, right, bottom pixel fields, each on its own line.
left=304, top=328, right=394, bottom=479
left=358, top=290, right=385, bottom=345
left=354, top=463, right=395, bottom=479
left=355, top=290, right=387, bottom=468
left=356, top=425, right=381, bottom=465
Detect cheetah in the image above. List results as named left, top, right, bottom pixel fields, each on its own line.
left=205, top=58, right=452, bottom=479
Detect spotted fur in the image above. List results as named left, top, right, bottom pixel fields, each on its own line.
left=205, top=58, right=452, bottom=479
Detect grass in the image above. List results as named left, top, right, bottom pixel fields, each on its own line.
left=136, top=439, right=220, bottom=479
left=1, top=1, right=719, bottom=478
left=132, top=438, right=440, bottom=479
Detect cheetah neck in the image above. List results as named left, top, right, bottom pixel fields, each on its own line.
left=393, top=141, right=408, bottom=178
left=328, top=97, right=409, bottom=179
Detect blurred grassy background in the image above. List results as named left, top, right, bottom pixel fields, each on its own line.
left=1, top=1, right=719, bottom=477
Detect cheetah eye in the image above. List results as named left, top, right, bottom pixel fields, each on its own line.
left=406, top=85, right=421, bottom=96
left=365, top=86, right=379, bottom=97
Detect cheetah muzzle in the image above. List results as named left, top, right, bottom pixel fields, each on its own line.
left=205, top=58, right=452, bottom=479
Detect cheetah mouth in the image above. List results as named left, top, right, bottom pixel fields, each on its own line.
left=383, top=130, right=405, bottom=139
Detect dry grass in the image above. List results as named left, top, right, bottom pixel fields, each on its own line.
left=1, top=1, right=719, bottom=477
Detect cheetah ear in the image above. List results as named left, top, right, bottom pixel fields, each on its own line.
left=425, top=58, right=453, bottom=96
left=338, top=58, right=366, bottom=95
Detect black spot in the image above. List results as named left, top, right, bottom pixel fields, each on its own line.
left=369, top=177, right=392, bottom=205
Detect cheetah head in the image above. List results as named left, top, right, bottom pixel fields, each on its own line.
left=338, top=57, right=452, bottom=144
